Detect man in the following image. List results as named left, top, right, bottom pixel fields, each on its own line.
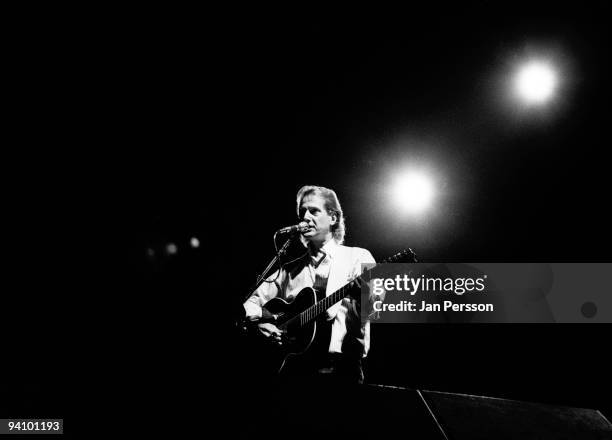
left=243, top=185, right=375, bottom=384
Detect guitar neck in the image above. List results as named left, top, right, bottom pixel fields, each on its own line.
left=298, top=268, right=371, bottom=326
left=293, top=249, right=414, bottom=327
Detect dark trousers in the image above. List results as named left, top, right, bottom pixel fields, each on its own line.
left=266, top=356, right=365, bottom=438
left=279, top=352, right=365, bottom=386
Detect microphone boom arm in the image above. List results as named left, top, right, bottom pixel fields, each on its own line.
left=241, top=231, right=296, bottom=304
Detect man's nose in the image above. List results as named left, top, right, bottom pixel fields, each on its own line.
left=302, top=211, right=314, bottom=222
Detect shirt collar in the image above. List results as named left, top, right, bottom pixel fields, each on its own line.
left=308, top=238, right=339, bottom=261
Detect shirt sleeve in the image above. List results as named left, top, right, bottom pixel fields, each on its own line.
left=355, top=248, right=377, bottom=306
left=357, top=248, right=376, bottom=271
left=243, top=270, right=282, bottom=319
left=340, top=247, right=377, bottom=357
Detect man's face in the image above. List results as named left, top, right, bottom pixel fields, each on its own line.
left=299, top=194, right=336, bottom=244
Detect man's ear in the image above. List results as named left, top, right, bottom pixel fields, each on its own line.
left=331, top=213, right=338, bottom=225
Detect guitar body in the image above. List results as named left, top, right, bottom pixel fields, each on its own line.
left=262, top=286, right=329, bottom=373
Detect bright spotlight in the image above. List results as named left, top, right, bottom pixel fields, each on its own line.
left=515, top=61, right=558, bottom=105
left=190, top=237, right=200, bottom=248
left=391, top=172, right=434, bottom=215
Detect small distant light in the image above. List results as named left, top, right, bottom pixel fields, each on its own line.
left=190, top=237, right=200, bottom=248
left=165, top=243, right=178, bottom=255
left=146, top=248, right=155, bottom=258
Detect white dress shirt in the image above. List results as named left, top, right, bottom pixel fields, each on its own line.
left=243, top=239, right=376, bottom=356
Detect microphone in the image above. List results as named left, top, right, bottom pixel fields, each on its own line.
left=277, top=221, right=310, bottom=234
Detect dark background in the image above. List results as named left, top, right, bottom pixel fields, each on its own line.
left=130, top=6, right=611, bottom=424
left=4, top=4, right=611, bottom=435
left=120, top=4, right=612, bottom=426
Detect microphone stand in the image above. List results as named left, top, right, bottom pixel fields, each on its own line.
left=234, top=233, right=297, bottom=359
left=240, top=231, right=296, bottom=307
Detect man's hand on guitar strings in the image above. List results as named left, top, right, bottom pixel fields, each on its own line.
left=257, top=322, right=286, bottom=345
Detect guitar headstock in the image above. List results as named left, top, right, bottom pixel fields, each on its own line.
left=382, top=248, right=418, bottom=264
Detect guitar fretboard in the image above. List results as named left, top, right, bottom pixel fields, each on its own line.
left=298, top=276, right=362, bottom=326
left=291, top=249, right=413, bottom=327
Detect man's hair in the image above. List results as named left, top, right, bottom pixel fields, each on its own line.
left=296, top=185, right=346, bottom=244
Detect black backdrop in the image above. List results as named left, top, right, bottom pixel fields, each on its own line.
left=127, top=5, right=612, bottom=428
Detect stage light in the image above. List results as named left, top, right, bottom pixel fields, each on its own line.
left=391, top=171, right=434, bottom=215
left=165, top=243, right=178, bottom=255
left=514, top=60, right=558, bottom=105
left=190, top=237, right=200, bottom=248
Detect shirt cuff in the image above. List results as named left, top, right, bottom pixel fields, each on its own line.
left=243, top=301, right=262, bottom=318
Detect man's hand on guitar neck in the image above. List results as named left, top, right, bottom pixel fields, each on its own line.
left=257, top=322, right=285, bottom=345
